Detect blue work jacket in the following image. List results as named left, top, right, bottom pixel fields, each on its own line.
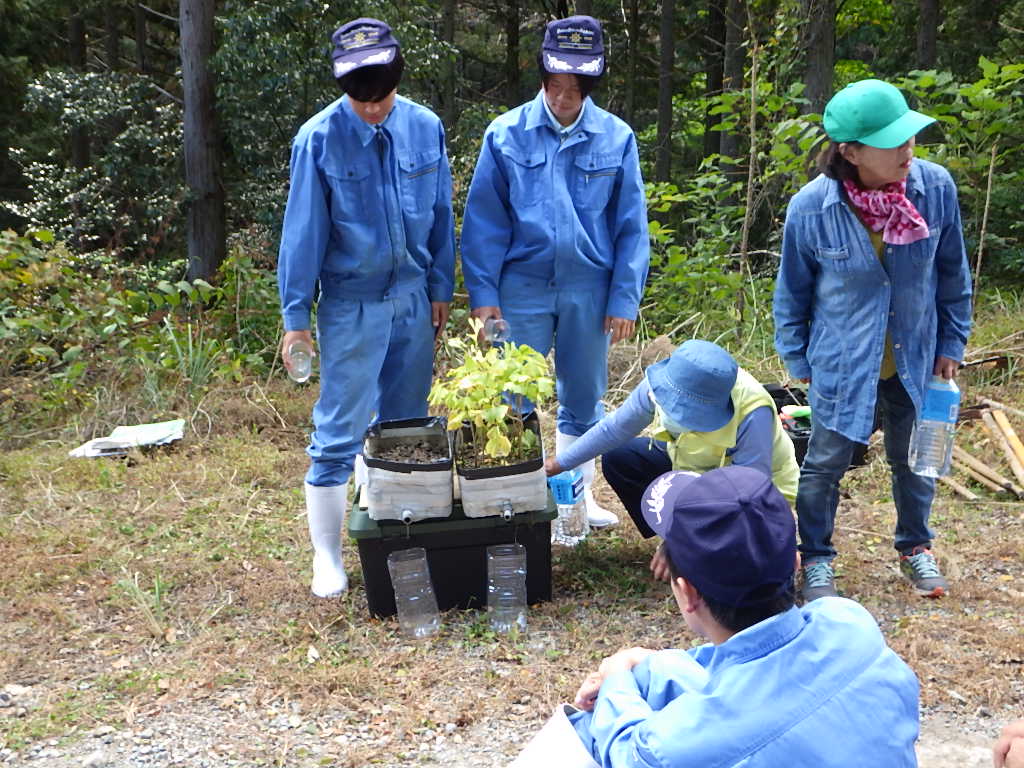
left=574, top=598, right=919, bottom=767
left=773, top=159, right=972, bottom=443
left=461, top=91, right=649, bottom=320
left=278, top=95, right=455, bottom=332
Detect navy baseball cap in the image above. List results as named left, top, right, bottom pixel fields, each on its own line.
left=541, top=16, right=605, bottom=76
left=330, top=18, right=400, bottom=79
left=641, top=466, right=796, bottom=607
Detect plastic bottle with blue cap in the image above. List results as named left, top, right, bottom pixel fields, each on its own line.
left=909, top=376, right=960, bottom=478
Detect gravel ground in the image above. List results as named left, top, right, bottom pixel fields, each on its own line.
left=1, top=683, right=1007, bottom=767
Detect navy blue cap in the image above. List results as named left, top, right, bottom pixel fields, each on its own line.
left=330, top=18, right=399, bottom=79
left=541, top=16, right=605, bottom=76
left=641, top=466, right=796, bottom=607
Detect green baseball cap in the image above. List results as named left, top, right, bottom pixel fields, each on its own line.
left=823, top=79, right=936, bottom=148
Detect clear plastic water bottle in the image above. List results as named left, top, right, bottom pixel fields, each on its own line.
left=483, top=317, right=511, bottom=343
left=486, top=543, right=527, bottom=633
left=909, top=376, right=960, bottom=478
left=548, top=469, right=589, bottom=546
left=386, top=548, right=440, bottom=638
left=286, top=340, right=314, bottom=384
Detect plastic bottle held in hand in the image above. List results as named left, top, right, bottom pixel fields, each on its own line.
left=548, top=469, right=589, bottom=546
left=486, top=543, right=527, bottom=633
left=483, top=317, right=511, bottom=344
left=286, top=340, right=314, bottom=384
left=909, top=376, right=960, bottom=478
left=386, top=548, right=440, bottom=638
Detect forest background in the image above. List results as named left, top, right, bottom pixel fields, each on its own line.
left=1, top=1, right=1023, bottom=764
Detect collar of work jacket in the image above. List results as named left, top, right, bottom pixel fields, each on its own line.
left=342, top=94, right=400, bottom=147
left=523, top=90, right=605, bottom=139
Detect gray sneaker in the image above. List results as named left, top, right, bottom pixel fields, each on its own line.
left=899, top=547, right=948, bottom=597
left=801, top=561, right=838, bottom=601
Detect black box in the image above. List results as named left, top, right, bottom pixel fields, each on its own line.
left=762, top=382, right=871, bottom=467
left=348, top=495, right=556, bottom=618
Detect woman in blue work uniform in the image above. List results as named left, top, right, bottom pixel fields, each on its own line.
left=278, top=18, right=455, bottom=598
left=461, top=15, right=650, bottom=529
left=774, top=79, right=972, bottom=602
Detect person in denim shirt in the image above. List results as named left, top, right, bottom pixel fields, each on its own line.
left=773, top=80, right=972, bottom=601
left=461, top=16, right=650, bottom=529
left=567, top=466, right=919, bottom=768
left=278, top=19, right=455, bottom=598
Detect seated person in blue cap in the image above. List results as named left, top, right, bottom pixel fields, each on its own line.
left=567, top=465, right=920, bottom=767
left=545, top=339, right=799, bottom=580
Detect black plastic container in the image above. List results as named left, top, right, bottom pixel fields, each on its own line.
left=348, top=496, right=556, bottom=618
left=763, top=383, right=870, bottom=467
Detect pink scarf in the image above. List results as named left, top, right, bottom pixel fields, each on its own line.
left=842, top=178, right=930, bottom=245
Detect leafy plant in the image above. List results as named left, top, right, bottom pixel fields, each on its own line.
left=428, top=320, right=554, bottom=467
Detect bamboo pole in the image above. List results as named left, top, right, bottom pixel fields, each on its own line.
left=979, top=398, right=1024, bottom=420
left=991, top=409, right=1024, bottom=468
left=950, top=442, right=1015, bottom=489
left=939, top=475, right=979, bottom=501
left=980, top=410, right=1024, bottom=488
left=952, top=460, right=1006, bottom=494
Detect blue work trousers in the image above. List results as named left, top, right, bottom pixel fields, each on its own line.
left=798, top=375, right=936, bottom=562
left=602, top=437, right=672, bottom=539
left=499, top=274, right=610, bottom=436
left=305, top=287, right=433, bottom=487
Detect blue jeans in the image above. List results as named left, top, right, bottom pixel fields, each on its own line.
left=601, top=438, right=672, bottom=539
left=797, top=376, right=935, bottom=563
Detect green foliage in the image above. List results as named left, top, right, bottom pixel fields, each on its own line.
left=428, top=320, right=553, bottom=466
left=7, top=70, right=184, bottom=261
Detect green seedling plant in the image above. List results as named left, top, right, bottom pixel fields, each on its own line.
left=428, top=319, right=554, bottom=468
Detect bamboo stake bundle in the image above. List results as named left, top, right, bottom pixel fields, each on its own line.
left=951, top=445, right=1024, bottom=498
left=980, top=410, right=1024, bottom=489
left=952, top=460, right=1007, bottom=494
left=939, top=475, right=979, bottom=501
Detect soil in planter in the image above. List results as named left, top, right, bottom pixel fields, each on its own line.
left=454, top=440, right=541, bottom=470
left=370, top=440, right=449, bottom=464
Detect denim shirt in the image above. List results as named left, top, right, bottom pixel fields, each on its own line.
left=773, top=159, right=972, bottom=443
left=460, top=91, right=650, bottom=320
left=278, top=95, right=455, bottom=332
left=572, top=598, right=920, bottom=767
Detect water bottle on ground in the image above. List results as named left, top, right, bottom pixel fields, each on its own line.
left=909, top=376, right=960, bottom=478
left=548, top=469, right=589, bottom=546
left=483, top=317, right=511, bottom=344
left=387, top=547, right=440, bottom=638
left=286, top=340, right=314, bottom=383
left=486, top=543, right=527, bottom=633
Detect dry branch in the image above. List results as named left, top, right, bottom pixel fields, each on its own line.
left=980, top=410, right=1024, bottom=488
left=939, top=475, right=979, bottom=500
left=951, top=445, right=1024, bottom=497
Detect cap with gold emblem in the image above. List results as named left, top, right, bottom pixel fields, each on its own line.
left=330, top=18, right=400, bottom=79
left=541, top=15, right=605, bottom=76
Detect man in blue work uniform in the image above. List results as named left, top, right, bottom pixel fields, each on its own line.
left=567, top=466, right=920, bottom=767
left=278, top=18, right=455, bottom=598
left=461, top=15, right=650, bottom=529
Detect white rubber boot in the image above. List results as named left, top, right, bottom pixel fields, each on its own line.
left=354, top=453, right=368, bottom=490
left=555, top=431, right=618, bottom=528
left=304, top=482, right=348, bottom=598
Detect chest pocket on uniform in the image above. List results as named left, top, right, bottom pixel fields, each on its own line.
left=323, top=160, right=372, bottom=221
left=398, top=148, right=441, bottom=214
left=574, top=153, right=620, bottom=210
left=501, top=149, right=545, bottom=208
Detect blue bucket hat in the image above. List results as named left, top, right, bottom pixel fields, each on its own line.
left=646, top=340, right=738, bottom=433
left=330, top=18, right=400, bottom=79
left=541, top=16, right=605, bottom=76
left=641, top=466, right=796, bottom=607
left=823, top=79, right=936, bottom=149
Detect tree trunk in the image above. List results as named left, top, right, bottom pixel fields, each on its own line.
left=68, top=13, right=91, bottom=170
left=505, top=0, right=520, bottom=108
left=654, top=0, right=675, bottom=182
left=703, top=0, right=726, bottom=159
left=801, top=0, right=835, bottom=115
left=105, top=2, right=120, bottom=70
left=442, top=0, right=456, bottom=129
left=917, top=0, right=939, bottom=69
left=719, top=0, right=744, bottom=161
left=624, top=0, right=639, bottom=127
left=134, top=2, right=149, bottom=73
left=180, top=0, right=226, bottom=282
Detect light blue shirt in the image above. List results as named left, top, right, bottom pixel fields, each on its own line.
left=573, top=598, right=920, bottom=767
left=773, top=159, right=972, bottom=443
left=461, top=90, right=649, bottom=320
left=557, top=378, right=776, bottom=478
left=278, top=94, right=455, bottom=331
